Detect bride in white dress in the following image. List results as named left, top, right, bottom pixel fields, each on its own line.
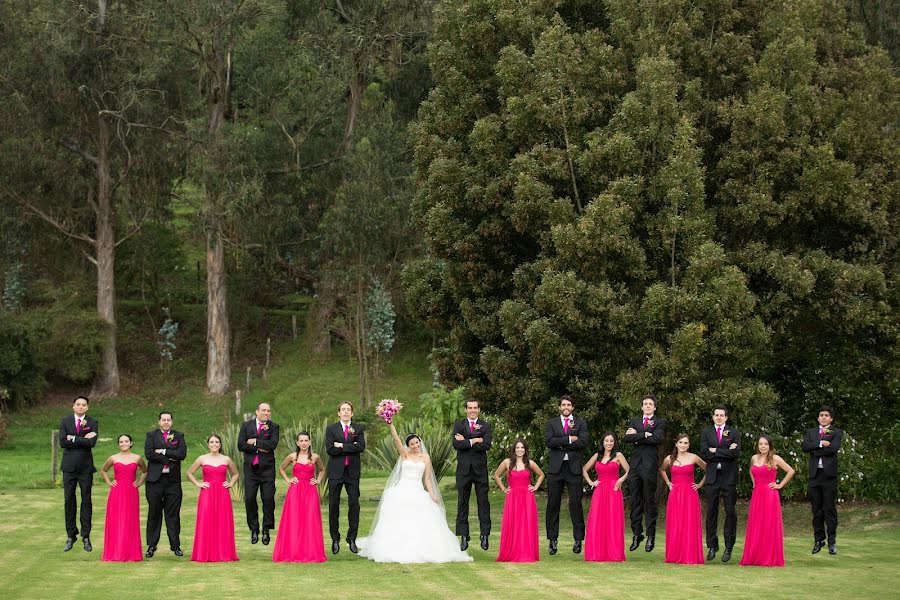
left=358, top=421, right=473, bottom=563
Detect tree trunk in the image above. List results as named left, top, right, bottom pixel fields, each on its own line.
left=91, top=116, right=120, bottom=397
left=204, top=39, right=231, bottom=394
left=342, top=65, right=365, bottom=151
left=206, top=220, right=231, bottom=394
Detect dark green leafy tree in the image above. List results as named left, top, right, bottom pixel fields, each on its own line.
left=407, top=0, right=898, bottom=439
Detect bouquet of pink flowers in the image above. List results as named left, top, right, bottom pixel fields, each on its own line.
left=376, top=399, right=403, bottom=424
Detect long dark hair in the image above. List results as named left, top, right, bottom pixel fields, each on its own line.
left=508, top=438, right=530, bottom=470
left=670, top=433, right=690, bottom=466
left=295, top=431, right=312, bottom=461
left=599, top=431, right=617, bottom=463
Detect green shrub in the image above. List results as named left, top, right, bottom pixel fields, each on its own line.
left=418, top=383, right=466, bottom=428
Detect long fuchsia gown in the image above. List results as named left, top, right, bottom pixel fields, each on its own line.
left=496, top=468, right=540, bottom=562
left=272, top=462, right=326, bottom=562
left=584, top=460, right=625, bottom=562
left=664, top=464, right=704, bottom=564
left=740, top=464, right=785, bottom=567
left=102, top=462, right=143, bottom=561
left=191, top=464, right=238, bottom=562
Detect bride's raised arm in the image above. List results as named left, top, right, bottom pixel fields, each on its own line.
left=389, top=421, right=408, bottom=459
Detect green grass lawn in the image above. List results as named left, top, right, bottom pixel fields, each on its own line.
left=1, top=482, right=897, bottom=599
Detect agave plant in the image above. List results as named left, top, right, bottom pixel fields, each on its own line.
left=217, top=422, right=245, bottom=502
left=369, top=417, right=455, bottom=483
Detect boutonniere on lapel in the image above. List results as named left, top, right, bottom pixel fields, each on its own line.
left=166, top=433, right=175, bottom=444
left=261, top=423, right=270, bottom=432
left=822, top=427, right=833, bottom=436
left=348, top=427, right=355, bottom=435
left=722, top=430, right=730, bottom=438
left=646, top=420, right=655, bottom=428
left=474, top=424, right=482, bottom=431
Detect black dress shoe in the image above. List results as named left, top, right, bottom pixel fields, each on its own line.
left=64, top=538, right=75, bottom=552
left=573, top=540, right=582, bottom=554
left=460, top=536, right=469, bottom=551
left=261, top=530, right=270, bottom=545
left=480, top=534, right=489, bottom=551
left=706, top=547, right=717, bottom=561
left=83, top=538, right=92, bottom=552
left=173, top=547, right=183, bottom=557
left=332, top=540, right=340, bottom=555
left=721, top=548, right=732, bottom=562
left=348, top=540, right=359, bottom=554
left=812, top=540, right=825, bottom=554
left=145, top=546, right=156, bottom=558
left=828, top=544, right=837, bottom=555
left=548, top=540, right=558, bottom=555
left=251, top=531, right=259, bottom=544
left=645, top=536, right=655, bottom=552
left=629, top=534, right=644, bottom=551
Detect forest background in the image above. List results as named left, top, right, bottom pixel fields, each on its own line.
left=0, top=0, right=898, bottom=502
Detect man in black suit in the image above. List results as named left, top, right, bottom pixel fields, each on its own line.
left=59, top=395, right=98, bottom=552
left=452, top=398, right=492, bottom=551
left=325, top=401, right=366, bottom=554
left=544, top=395, right=589, bottom=555
left=699, top=404, right=740, bottom=562
left=801, top=405, right=843, bottom=555
left=144, top=411, right=187, bottom=557
left=623, top=394, right=666, bottom=552
left=237, top=402, right=280, bottom=545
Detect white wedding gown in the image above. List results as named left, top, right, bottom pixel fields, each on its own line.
left=358, top=459, right=473, bottom=563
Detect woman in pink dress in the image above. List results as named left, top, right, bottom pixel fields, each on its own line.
left=582, top=431, right=629, bottom=562
left=740, top=435, right=795, bottom=567
left=100, top=434, right=147, bottom=561
left=660, top=433, right=706, bottom=564
left=493, top=438, right=544, bottom=562
left=186, top=434, right=240, bottom=562
left=272, top=431, right=326, bottom=562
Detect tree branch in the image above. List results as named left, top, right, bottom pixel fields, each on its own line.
left=2, top=186, right=96, bottom=246
left=58, top=138, right=98, bottom=164
left=115, top=206, right=152, bottom=247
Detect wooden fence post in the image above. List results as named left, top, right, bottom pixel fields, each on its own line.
left=51, top=430, right=59, bottom=485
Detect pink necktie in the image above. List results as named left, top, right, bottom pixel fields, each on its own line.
left=819, top=428, right=824, bottom=438
left=469, top=421, right=474, bottom=432
left=344, top=425, right=350, bottom=466
left=563, top=419, right=569, bottom=433
left=717, top=427, right=722, bottom=444
left=252, top=422, right=262, bottom=465
left=76, top=418, right=81, bottom=434
left=643, top=417, right=649, bottom=428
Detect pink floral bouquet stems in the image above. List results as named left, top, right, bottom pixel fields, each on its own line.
left=376, top=399, right=403, bottom=424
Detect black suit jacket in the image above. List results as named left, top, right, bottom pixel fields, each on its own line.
left=452, top=418, right=492, bottom=475
left=144, top=429, right=188, bottom=483
left=545, top=415, right=589, bottom=475
left=699, top=424, right=740, bottom=486
left=801, top=426, right=842, bottom=478
left=623, top=416, right=666, bottom=475
left=325, top=422, right=365, bottom=480
left=59, top=415, right=98, bottom=474
left=237, top=419, right=280, bottom=470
